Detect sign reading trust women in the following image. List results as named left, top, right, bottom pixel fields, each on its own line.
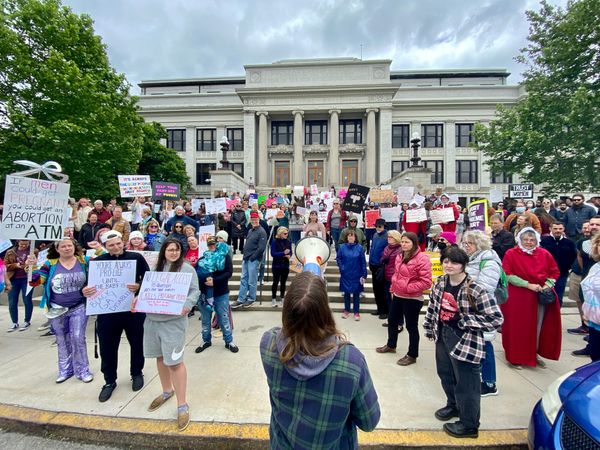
left=1, top=175, right=70, bottom=240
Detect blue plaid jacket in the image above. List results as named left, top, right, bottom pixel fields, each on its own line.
left=260, top=328, right=380, bottom=449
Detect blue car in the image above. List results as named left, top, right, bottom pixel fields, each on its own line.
left=528, top=360, right=600, bottom=449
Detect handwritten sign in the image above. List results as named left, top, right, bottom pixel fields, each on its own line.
left=430, top=208, right=456, bottom=224
left=365, top=209, right=380, bottom=228
left=380, top=207, right=402, bottom=223
left=310, top=184, right=319, bottom=196
left=37, top=248, right=49, bottom=267
left=204, top=198, right=227, bottom=215
left=118, top=175, right=152, bottom=198
left=369, top=189, right=394, bottom=204
left=191, top=199, right=203, bottom=213
left=86, top=259, right=136, bottom=315
left=133, top=271, right=193, bottom=315
left=397, top=187, right=415, bottom=204
left=198, top=224, right=216, bottom=255
left=406, top=208, right=427, bottom=223
left=1, top=175, right=70, bottom=241
left=152, top=182, right=180, bottom=200
left=132, top=250, right=159, bottom=270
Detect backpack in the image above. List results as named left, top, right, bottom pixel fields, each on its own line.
left=479, top=259, right=509, bottom=305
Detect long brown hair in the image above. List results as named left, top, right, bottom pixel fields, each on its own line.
left=156, top=238, right=185, bottom=272
left=401, top=232, right=419, bottom=262
left=279, top=272, right=346, bottom=365
left=47, top=238, right=84, bottom=259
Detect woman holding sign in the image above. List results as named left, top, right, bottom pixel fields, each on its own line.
left=143, top=238, right=199, bottom=432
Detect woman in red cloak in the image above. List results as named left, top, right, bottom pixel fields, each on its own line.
left=501, top=227, right=561, bottom=368
left=434, top=193, right=460, bottom=233
left=401, top=202, right=427, bottom=251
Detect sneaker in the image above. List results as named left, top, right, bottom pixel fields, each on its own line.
left=37, top=322, right=51, bottom=331
left=354, top=313, right=360, bottom=321
left=195, top=342, right=212, bottom=353
left=132, top=374, right=144, bottom=391
left=341, top=311, right=350, bottom=319
left=19, top=322, right=31, bottom=331
left=231, top=301, right=245, bottom=309
left=56, top=373, right=73, bottom=384
left=370, top=311, right=380, bottom=316
left=567, top=325, right=589, bottom=335
left=480, top=382, right=498, bottom=397
left=536, top=356, right=547, bottom=368
left=584, top=335, right=589, bottom=342
left=225, top=342, right=239, bottom=353
left=40, top=330, right=54, bottom=337
left=572, top=347, right=590, bottom=357
left=78, top=372, right=94, bottom=383
left=7, top=323, right=19, bottom=333
left=243, top=300, right=255, bottom=308
left=99, top=382, right=117, bottom=402
left=271, top=298, right=278, bottom=307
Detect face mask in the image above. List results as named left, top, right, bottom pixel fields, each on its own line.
left=438, top=242, right=447, bottom=251
left=516, top=206, right=526, bottom=213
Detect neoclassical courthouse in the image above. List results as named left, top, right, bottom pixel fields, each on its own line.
left=137, top=58, right=525, bottom=203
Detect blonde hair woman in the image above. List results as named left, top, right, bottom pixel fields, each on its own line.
left=270, top=227, right=292, bottom=307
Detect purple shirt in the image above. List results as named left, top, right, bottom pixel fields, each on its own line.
left=13, top=248, right=30, bottom=278
left=50, top=262, right=86, bottom=308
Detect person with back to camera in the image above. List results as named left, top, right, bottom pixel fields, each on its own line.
left=260, top=272, right=380, bottom=449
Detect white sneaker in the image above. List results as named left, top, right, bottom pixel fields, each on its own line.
left=7, top=324, right=18, bottom=333
left=19, top=322, right=31, bottom=331
left=37, top=322, right=51, bottom=331
left=271, top=298, right=278, bottom=307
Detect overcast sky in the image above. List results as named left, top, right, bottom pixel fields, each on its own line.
left=63, top=0, right=568, bottom=92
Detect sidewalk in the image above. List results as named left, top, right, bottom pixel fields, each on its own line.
left=0, top=303, right=590, bottom=448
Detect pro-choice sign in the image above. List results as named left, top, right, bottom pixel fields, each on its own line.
left=1, top=175, right=70, bottom=240
left=509, top=183, right=534, bottom=199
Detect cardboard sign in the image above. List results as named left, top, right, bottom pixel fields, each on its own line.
left=369, top=189, right=394, bottom=204
left=509, top=184, right=533, bottom=199
left=132, top=250, right=159, bottom=270
left=468, top=199, right=489, bottom=231
left=405, top=208, right=427, bottom=223
left=365, top=210, right=381, bottom=228
left=133, top=271, right=193, bottom=315
left=1, top=175, right=70, bottom=241
left=342, top=183, right=369, bottom=214
left=86, top=259, right=136, bottom=315
left=118, top=175, right=152, bottom=198
left=396, top=187, right=415, bottom=204
left=204, top=198, right=227, bottom=215
left=380, top=207, right=402, bottom=223
left=430, top=208, right=456, bottom=224
left=152, top=182, right=180, bottom=200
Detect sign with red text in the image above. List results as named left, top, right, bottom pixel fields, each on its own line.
left=118, top=175, right=152, bottom=198
left=133, top=271, right=193, bottom=315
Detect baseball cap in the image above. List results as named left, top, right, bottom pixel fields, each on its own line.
left=100, top=230, right=122, bottom=244
left=207, top=236, right=217, bottom=246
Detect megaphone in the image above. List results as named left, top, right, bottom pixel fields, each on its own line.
left=294, top=236, right=331, bottom=276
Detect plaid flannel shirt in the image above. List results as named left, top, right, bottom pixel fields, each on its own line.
left=260, top=328, right=380, bottom=450
left=423, top=275, right=504, bottom=364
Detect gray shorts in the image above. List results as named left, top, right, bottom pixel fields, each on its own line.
left=143, top=317, right=188, bottom=366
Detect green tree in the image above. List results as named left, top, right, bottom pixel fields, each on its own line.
left=0, top=0, right=143, bottom=200
left=474, top=0, right=600, bottom=194
left=138, top=122, right=191, bottom=192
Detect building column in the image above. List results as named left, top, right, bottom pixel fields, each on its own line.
left=365, top=108, right=378, bottom=186
left=293, top=110, right=304, bottom=185
left=256, top=111, right=269, bottom=188
left=444, top=121, right=456, bottom=188
left=328, top=109, right=340, bottom=186
left=378, top=107, right=392, bottom=184
left=185, top=126, right=196, bottom=188
left=243, top=110, right=256, bottom=186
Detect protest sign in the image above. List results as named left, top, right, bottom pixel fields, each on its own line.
left=342, top=183, right=369, bottom=213
left=365, top=209, right=380, bottom=228
left=37, top=248, right=49, bottom=267
left=281, top=187, right=292, bottom=195
left=425, top=251, right=444, bottom=287
left=468, top=199, right=489, bottom=231
left=86, top=259, right=136, bottom=315
left=338, top=188, right=347, bottom=199
left=1, top=175, right=70, bottom=241
left=121, top=211, right=133, bottom=222
left=265, top=209, right=278, bottom=220
left=132, top=250, right=159, bottom=270
left=310, top=184, right=319, bottom=196
left=133, top=271, right=193, bottom=315
left=0, top=239, right=12, bottom=254
left=380, top=207, right=402, bottom=223
left=430, top=208, right=456, bottom=224
left=293, top=186, right=305, bottom=198
left=411, top=193, right=425, bottom=206
left=318, top=210, right=329, bottom=223
left=509, top=183, right=534, bottom=199
left=198, top=224, right=216, bottom=255
left=191, top=199, right=203, bottom=213
left=118, top=175, right=152, bottom=198
left=153, top=203, right=161, bottom=214
left=226, top=199, right=239, bottom=210
left=204, top=198, right=227, bottom=215
left=406, top=208, right=427, bottom=223
left=490, top=189, right=504, bottom=203
left=396, top=186, right=415, bottom=204
left=296, top=206, right=307, bottom=216
left=369, top=189, right=394, bottom=204
left=248, top=193, right=258, bottom=206
left=265, top=197, right=275, bottom=207
left=152, top=182, right=180, bottom=200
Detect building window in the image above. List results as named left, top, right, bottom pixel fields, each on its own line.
left=391, top=160, right=411, bottom=178
left=305, top=120, right=328, bottom=145
left=307, top=160, right=324, bottom=186
left=227, top=128, right=244, bottom=152
left=341, top=160, right=358, bottom=186
left=421, top=124, right=444, bottom=148
left=423, top=160, right=444, bottom=184
left=274, top=161, right=291, bottom=187
left=196, top=163, right=216, bottom=185
left=456, top=160, right=478, bottom=184
left=392, top=124, right=410, bottom=148
left=196, top=129, right=216, bottom=151
left=167, top=129, right=186, bottom=152
left=271, top=121, right=293, bottom=145
left=490, top=161, right=513, bottom=183
left=455, top=123, right=475, bottom=147
left=230, top=162, right=244, bottom=178
left=339, top=119, right=362, bottom=144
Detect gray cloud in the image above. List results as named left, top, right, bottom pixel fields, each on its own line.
left=62, top=0, right=568, bottom=90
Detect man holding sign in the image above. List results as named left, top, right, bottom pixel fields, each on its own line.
left=82, top=230, right=150, bottom=403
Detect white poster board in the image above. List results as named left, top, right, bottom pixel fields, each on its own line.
left=86, top=259, right=136, bottom=315
left=296, top=206, right=307, bottom=216
left=406, top=208, right=427, bottom=223
left=430, top=208, right=456, bottom=224
left=133, top=271, right=193, bottom=315
left=121, top=211, right=133, bottom=222
left=1, top=175, right=70, bottom=241
left=0, top=239, right=12, bottom=254
left=37, top=248, right=49, bottom=267
left=132, top=250, right=159, bottom=270
left=396, top=187, right=415, bottom=204
left=318, top=211, right=329, bottom=223
left=380, top=207, right=402, bottom=223
left=197, top=224, right=216, bottom=255
left=293, top=186, right=304, bottom=198
left=310, top=184, right=319, bottom=196
left=411, top=194, right=425, bottom=206
left=490, top=189, right=504, bottom=203
left=204, top=198, right=227, bottom=215
left=191, top=199, right=203, bottom=213
left=118, top=175, right=152, bottom=198
left=265, top=209, right=278, bottom=220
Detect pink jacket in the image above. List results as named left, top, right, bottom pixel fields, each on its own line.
left=390, top=250, right=432, bottom=300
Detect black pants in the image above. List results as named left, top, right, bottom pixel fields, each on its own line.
left=271, top=268, right=290, bottom=299
left=369, top=264, right=388, bottom=315
left=436, top=326, right=481, bottom=429
left=590, top=327, right=600, bottom=362
left=96, top=312, right=145, bottom=384
left=387, top=297, right=422, bottom=357
left=232, top=236, right=245, bottom=253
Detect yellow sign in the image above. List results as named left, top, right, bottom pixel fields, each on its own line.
left=424, top=251, right=443, bottom=294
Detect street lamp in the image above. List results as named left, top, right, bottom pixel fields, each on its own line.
left=219, top=136, right=230, bottom=170
left=410, top=132, right=422, bottom=167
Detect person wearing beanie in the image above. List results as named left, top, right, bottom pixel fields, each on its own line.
left=438, top=231, right=457, bottom=256
left=427, top=224, right=444, bottom=252
left=127, top=231, right=147, bottom=251
left=434, top=193, right=461, bottom=233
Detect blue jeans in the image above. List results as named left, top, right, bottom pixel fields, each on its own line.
left=290, top=230, right=301, bottom=245
left=201, top=294, right=233, bottom=344
left=554, top=273, right=568, bottom=306
left=238, top=259, right=260, bottom=303
left=8, top=277, right=33, bottom=325
left=331, top=228, right=341, bottom=250
left=343, top=292, right=360, bottom=314
left=258, top=251, right=267, bottom=285
left=481, top=341, right=496, bottom=384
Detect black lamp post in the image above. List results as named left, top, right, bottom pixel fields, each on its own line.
left=219, top=136, right=230, bottom=170
left=410, top=132, right=422, bottom=167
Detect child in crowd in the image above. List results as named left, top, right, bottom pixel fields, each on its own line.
left=196, top=236, right=229, bottom=311
left=127, top=231, right=147, bottom=251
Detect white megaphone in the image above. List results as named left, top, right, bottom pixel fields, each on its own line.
left=294, top=236, right=331, bottom=276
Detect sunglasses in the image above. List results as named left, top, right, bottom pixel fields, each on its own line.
left=149, top=225, right=158, bottom=228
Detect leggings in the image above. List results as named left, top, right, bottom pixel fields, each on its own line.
left=271, top=268, right=289, bottom=299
